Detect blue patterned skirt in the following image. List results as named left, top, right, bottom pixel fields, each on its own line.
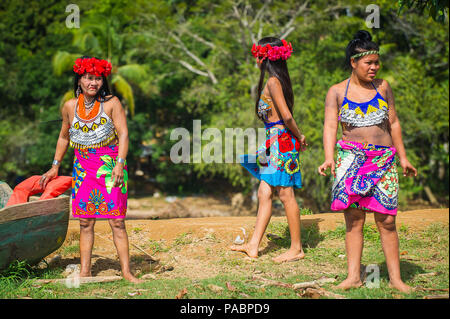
left=240, top=127, right=302, bottom=188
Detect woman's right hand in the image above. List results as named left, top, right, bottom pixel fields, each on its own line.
left=318, top=159, right=336, bottom=177
left=39, top=166, right=59, bottom=189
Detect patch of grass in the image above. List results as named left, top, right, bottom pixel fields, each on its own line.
left=1, top=222, right=446, bottom=299
left=173, top=232, right=194, bottom=246
left=60, top=244, right=79, bottom=256
left=324, top=223, right=380, bottom=242
left=325, top=223, right=347, bottom=239
left=202, top=232, right=220, bottom=243
left=300, top=208, right=314, bottom=215
left=267, top=220, right=324, bottom=249
left=146, top=239, right=169, bottom=254
left=0, top=260, right=32, bottom=282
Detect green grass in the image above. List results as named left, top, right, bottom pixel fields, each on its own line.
left=1, top=222, right=448, bottom=299
left=173, top=232, right=194, bottom=246
left=60, top=244, right=79, bottom=256
left=146, top=239, right=170, bottom=254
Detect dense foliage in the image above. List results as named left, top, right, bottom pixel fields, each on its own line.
left=0, top=0, right=448, bottom=211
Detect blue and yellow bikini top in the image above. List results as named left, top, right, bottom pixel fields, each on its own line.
left=258, top=94, right=285, bottom=129
left=339, top=79, right=389, bottom=127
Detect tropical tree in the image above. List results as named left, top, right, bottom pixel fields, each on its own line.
left=52, top=11, right=151, bottom=116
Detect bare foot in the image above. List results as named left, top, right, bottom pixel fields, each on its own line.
left=230, top=243, right=258, bottom=258
left=79, top=272, right=92, bottom=277
left=335, top=278, right=363, bottom=290
left=389, top=280, right=412, bottom=293
left=272, top=249, right=305, bottom=263
left=123, top=272, right=144, bottom=284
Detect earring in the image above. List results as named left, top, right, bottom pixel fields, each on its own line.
left=76, top=85, right=81, bottom=97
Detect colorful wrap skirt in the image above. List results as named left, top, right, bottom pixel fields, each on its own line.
left=240, top=127, right=302, bottom=188
left=71, top=145, right=128, bottom=219
left=331, top=140, right=399, bottom=215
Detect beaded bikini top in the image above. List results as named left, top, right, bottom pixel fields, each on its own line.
left=258, top=94, right=285, bottom=129
left=339, top=79, right=389, bottom=127
left=69, top=100, right=117, bottom=149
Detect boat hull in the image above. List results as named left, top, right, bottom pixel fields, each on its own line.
left=0, top=196, right=70, bottom=270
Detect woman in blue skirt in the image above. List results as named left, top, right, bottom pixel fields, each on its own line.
left=231, top=37, right=308, bottom=263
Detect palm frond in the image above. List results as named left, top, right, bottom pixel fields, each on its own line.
left=111, top=74, right=135, bottom=116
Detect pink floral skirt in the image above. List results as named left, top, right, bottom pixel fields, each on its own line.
left=71, top=145, right=127, bottom=219
left=331, top=140, right=399, bottom=215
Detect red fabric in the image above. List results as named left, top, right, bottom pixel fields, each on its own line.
left=6, top=175, right=72, bottom=206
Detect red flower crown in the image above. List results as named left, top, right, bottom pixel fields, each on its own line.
left=251, top=39, right=293, bottom=61
left=73, top=57, right=112, bottom=77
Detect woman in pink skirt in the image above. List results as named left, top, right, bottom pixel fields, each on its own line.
left=318, top=31, right=417, bottom=293
left=41, top=56, right=142, bottom=283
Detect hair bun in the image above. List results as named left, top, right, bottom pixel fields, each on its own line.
left=353, top=30, right=372, bottom=42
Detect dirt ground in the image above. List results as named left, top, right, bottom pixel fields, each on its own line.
left=49, top=207, right=449, bottom=280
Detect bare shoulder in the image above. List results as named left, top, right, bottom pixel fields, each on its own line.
left=104, top=95, right=121, bottom=105
left=328, top=80, right=347, bottom=98
left=267, top=76, right=282, bottom=91
left=62, top=98, right=77, bottom=114
left=103, top=96, right=123, bottom=112
left=373, top=78, right=392, bottom=97
left=63, top=97, right=77, bottom=108
left=333, top=79, right=349, bottom=92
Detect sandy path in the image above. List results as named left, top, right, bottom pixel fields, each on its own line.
left=66, top=208, right=449, bottom=242
left=53, top=209, right=448, bottom=279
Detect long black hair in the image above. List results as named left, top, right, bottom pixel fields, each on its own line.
left=73, top=55, right=113, bottom=102
left=254, top=37, right=294, bottom=120
left=344, top=30, right=379, bottom=70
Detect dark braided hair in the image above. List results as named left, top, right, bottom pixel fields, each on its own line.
left=344, top=30, right=379, bottom=70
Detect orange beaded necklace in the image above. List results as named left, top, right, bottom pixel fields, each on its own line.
left=77, top=94, right=101, bottom=120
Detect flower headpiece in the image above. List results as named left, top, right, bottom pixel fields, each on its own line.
left=73, top=57, right=112, bottom=77
left=251, top=39, right=293, bottom=61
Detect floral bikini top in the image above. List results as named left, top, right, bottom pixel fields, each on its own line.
left=339, top=79, right=389, bottom=127
left=69, top=100, right=118, bottom=149
left=258, top=94, right=284, bottom=129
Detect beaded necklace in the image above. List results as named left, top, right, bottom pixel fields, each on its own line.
left=77, top=94, right=101, bottom=120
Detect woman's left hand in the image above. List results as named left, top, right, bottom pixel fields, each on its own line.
left=298, top=134, right=308, bottom=152
left=111, top=163, right=125, bottom=187
left=399, top=158, right=417, bottom=177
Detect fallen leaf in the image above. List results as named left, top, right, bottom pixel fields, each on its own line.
left=226, top=282, right=237, bottom=291
left=208, top=284, right=224, bottom=293
left=302, top=288, right=321, bottom=299
left=141, top=274, right=156, bottom=280
left=423, top=294, right=449, bottom=299
left=298, top=287, right=346, bottom=299
left=128, top=291, right=141, bottom=296
left=175, top=288, right=188, bottom=299
left=156, top=265, right=174, bottom=274
left=416, top=272, right=440, bottom=277
left=400, top=251, right=408, bottom=255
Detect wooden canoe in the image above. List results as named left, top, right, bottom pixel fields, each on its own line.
left=0, top=194, right=70, bottom=270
